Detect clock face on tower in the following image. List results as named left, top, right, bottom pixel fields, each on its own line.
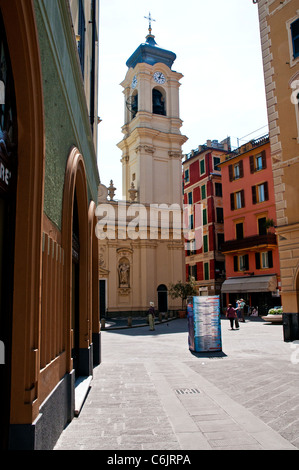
left=131, top=75, right=137, bottom=89
left=153, top=71, right=166, bottom=84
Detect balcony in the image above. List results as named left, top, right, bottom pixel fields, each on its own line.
left=221, top=233, right=277, bottom=254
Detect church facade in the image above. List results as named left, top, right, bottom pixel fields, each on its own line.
left=98, top=23, right=187, bottom=317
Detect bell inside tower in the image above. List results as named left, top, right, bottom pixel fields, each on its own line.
left=152, top=88, right=166, bottom=116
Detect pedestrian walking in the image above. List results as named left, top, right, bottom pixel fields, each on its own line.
left=226, top=304, right=239, bottom=330
left=148, top=302, right=155, bottom=331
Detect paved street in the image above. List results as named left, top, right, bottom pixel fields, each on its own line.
left=54, top=317, right=299, bottom=450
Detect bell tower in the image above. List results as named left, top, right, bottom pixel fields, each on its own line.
left=118, top=17, right=188, bottom=204
left=99, top=16, right=187, bottom=317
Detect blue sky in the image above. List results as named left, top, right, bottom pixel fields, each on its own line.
left=97, top=0, right=268, bottom=199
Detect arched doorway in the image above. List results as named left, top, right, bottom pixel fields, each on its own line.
left=62, top=147, right=91, bottom=380
left=157, top=284, right=168, bottom=313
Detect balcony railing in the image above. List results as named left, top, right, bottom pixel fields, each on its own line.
left=221, top=233, right=277, bottom=253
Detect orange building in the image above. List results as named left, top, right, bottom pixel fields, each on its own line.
left=220, top=135, right=281, bottom=315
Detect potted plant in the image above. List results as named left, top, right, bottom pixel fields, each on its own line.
left=265, top=218, right=275, bottom=233
left=169, top=277, right=198, bottom=318
left=262, top=306, right=283, bottom=323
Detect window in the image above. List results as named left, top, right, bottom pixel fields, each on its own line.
left=258, top=217, right=267, bottom=236
left=203, top=234, right=208, bottom=253
left=203, top=208, right=207, bottom=225
left=291, top=18, right=299, bottom=59
left=234, top=254, right=249, bottom=272
left=78, top=0, right=86, bottom=76
left=255, top=251, right=273, bottom=270
left=215, top=182, right=222, bottom=197
left=252, top=182, right=269, bottom=204
left=184, top=169, right=189, bottom=183
left=249, top=151, right=267, bottom=173
left=204, top=262, right=209, bottom=280
left=216, top=207, right=223, bottom=223
left=255, top=154, right=263, bottom=171
left=188, top=192, right=193, bottom=205
left=213, top=157, right=221, bottom=170
left=217, top=233, right=224, bottom=251
left=236, top=222, right=244, bottom=240
left=229, top=161, right=243, bottom=181
left=189, top=214, right=194, bottom=230
left=230, top=190, right=245, bottom=210
left=201, top=185, right=206, bottom=200
left=189, top=239, right=196, bottom=255
left=200, top=159, right=205, bottom=175
left=189, top=265, right=197, bottom=281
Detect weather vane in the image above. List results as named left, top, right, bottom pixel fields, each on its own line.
left=144, top=12, right=156, bottom=35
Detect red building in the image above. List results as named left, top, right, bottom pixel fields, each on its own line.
left=219, top=135, right=281, bottom=315
left=183, top=138, right=230, bottom=301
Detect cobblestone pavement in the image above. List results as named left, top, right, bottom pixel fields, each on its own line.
left=54, top=317, right=299, bottom=450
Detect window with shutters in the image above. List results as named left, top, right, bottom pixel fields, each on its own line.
left=202, top=208, right=207, bottom=225
left=204, top=262, right=209, bottom=280
left=201, top=184, right=206, bottom=200
left=200, top=159, right=205, bottom=175
left=252, top=182, right=269, bottom=204
left=249, top=151, right=267, bottom=173
left=230, top=190, right=245, bottom=210
left=203, top=234, right=208, bottom=253
left=255, top=251, right=273, bottom=270
left=229, top=160, right=244, bottom=181
left=233, top=254, right=249, bottom=272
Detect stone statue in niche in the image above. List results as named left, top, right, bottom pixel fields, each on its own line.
left=118, top=261, right=130, bottom=288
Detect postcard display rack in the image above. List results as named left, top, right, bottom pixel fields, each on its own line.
left=187, top=296, right=222, bottom=352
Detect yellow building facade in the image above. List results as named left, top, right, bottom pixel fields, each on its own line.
left=97, top=26, right=187, bottom=317
left=256, top=0, right=299, bottom=314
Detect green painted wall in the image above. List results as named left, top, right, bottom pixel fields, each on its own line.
left=34, top=0, right=99, bottom=230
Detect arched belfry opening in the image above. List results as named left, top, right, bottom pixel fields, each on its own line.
left=152, top=88, right=166, bottom=116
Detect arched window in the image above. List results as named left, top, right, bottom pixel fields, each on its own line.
left=152, top=88, right=166, bottom=116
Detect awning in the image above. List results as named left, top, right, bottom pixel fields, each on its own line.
left=221, top=275, right=277, bottom=294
